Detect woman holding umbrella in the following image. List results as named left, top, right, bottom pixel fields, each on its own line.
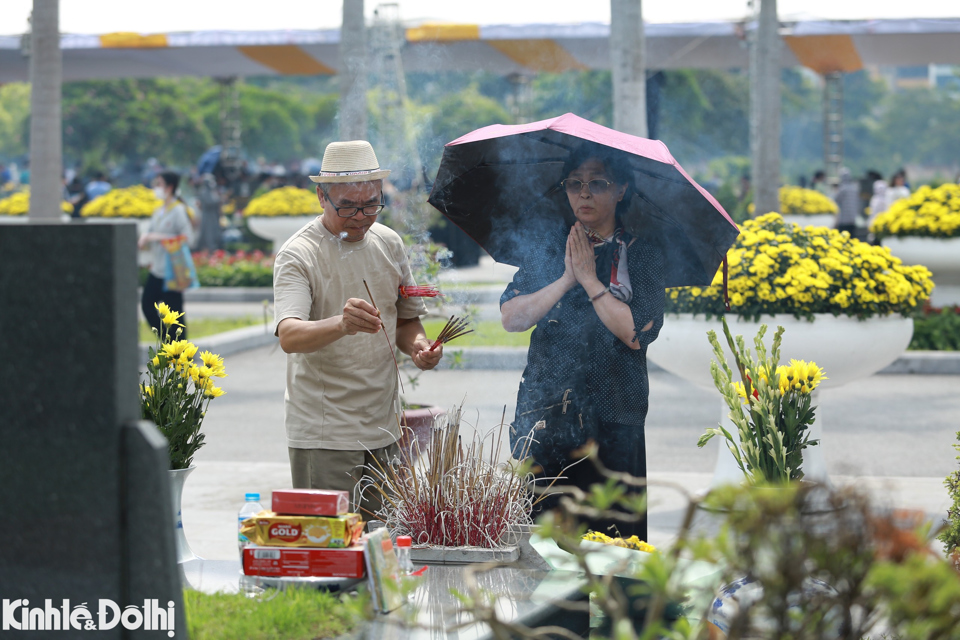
left=500, top=148, right=665, bottom=540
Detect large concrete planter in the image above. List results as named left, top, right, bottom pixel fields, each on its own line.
left=647, top=313, right=913, bottom=485
left=782, top=213, right=836, bottom=229
left=247, top=216, right=317, bottom=253
left=882, top=236, right=960, bottom=306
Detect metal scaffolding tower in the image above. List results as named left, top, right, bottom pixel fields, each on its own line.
left=823, top=72, right=844, bottom=186
left=369, top=2, right=423, bottom=193
left=217, top=77, right=242, bottom=182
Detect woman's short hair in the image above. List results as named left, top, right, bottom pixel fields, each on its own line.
left=159, top=171, right=180, bottom=192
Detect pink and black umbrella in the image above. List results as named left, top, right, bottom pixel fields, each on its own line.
left=427, top=112, right=739, bottom=288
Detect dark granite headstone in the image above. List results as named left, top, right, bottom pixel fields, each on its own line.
left=0, top=222, right=185, bottom=637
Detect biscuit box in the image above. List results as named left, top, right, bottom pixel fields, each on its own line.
left=240, top=512, right=364, bottom=548
left=272, top=489, right=350, bottom=516
left=242, top=545, right=366, bottom=578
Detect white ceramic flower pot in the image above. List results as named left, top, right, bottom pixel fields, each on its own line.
left=169, top=466, right=200, bottom=564
left=247, top=215, right=317, bottom=253
left=647, top=313, right=913, bottom=486
left=882, top=237, right=960, bottom=306
left=782, top=214, right=836, bottom=228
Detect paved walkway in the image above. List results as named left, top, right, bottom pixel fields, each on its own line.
left=183, top=344, right=960, bottom=562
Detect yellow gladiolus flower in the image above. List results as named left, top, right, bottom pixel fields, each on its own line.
left=777, top=359, right=827, bottom=395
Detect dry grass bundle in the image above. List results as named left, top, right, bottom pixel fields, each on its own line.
left=359, top=407, right=534, bottom=548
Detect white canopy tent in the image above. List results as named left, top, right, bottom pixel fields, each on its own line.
left=2, top=18, right=960, bottom=82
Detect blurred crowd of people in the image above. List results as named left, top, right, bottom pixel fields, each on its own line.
left=43, top=152, right=324, bottom=252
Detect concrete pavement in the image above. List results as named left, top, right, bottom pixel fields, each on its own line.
left=183, top=343, right=960, bottom=562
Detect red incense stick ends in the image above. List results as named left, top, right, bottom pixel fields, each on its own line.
left=398, top=285, right=442, bottom=299
left=429, top=315, right=473, bottom=351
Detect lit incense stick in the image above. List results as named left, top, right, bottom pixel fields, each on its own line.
left=363, top=279, right=404, bottom=394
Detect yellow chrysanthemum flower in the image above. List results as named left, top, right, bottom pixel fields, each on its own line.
left=665, top=213, right=934, bottom=318
left=155, top=302, right=172, bottom=317
left=243, top=186, right=325, bottom=217
left=161, top=310, right=184, bottom=327
left=203, top=383, right=226, bottom=398
left=198, top=351, right=227, bottom=377
left=871, top=183, right=960, bottom=239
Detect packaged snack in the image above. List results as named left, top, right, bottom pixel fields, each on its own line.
left=242, top=545, right=366, bottom=578
left=271, top=489, right=350, bottom=516
left=240, top=512, right=364, bottom=548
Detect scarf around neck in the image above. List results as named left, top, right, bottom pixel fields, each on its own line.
left=583, top=225, right=632, bottom=303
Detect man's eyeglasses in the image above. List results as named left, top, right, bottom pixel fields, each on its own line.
left=560, top=179, right=615, bottom=196
left=328, top=201, right=386, bottom=218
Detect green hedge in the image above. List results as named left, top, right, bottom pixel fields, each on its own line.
left=910, top=306, right=960, bottom=351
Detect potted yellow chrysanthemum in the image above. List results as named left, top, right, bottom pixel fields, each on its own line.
left=871, top=183, right=960, bottom=306
left=748, top=186, right=839, bottom=228
left=648, top=213, right=933, bottom=484
left=141, top=302, right=227, bottom=562
left=243, top=186, right=325, bottom=252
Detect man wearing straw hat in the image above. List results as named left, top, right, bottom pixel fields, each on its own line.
left=273, top=140, right=443, bottom=516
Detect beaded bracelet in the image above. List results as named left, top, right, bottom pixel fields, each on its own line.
left=589, top=288, right=609, bottom=302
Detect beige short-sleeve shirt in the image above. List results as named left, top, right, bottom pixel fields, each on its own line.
left=273, top=218, right=427, bottom=450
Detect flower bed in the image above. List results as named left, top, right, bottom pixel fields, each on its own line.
left=666, top=213, right=933, bottom=320
left=871, top=183, right=960, bottom=240
left=0, top=189, right=73, bottom=216
left=748, top=186, right=838, bottom=217
left=243, top=186, right=323, bottom=217
left=192, top=249, right=274, bottom=287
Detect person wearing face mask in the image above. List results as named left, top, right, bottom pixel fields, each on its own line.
left=138, top=171, right=193, bottom=337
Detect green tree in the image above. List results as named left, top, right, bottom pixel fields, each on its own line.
left=873, top=88, right=960, bottom=169
left=0, top=83, right=30, bottom=159
left=420, top=85, right=511, bottom=179
left=657, top=69, right=750, bottom=161
left=61, top=78, right=213, bottom=171
left=196, top=82, right=313, bottom=162
left=531, top=70, right=613, bottom=125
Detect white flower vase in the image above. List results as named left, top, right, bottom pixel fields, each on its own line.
left=247, top=216, right=317, bottom=253
left=782, top=214, right=836, bottom=229
left=882, top=236, right=960, bottom=306
left=168, top=466, right=200, bottom=564
left=647, top=313, right=914, bottom=487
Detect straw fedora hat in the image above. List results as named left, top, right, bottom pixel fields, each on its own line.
left=309, top=140, right=391, bottom=183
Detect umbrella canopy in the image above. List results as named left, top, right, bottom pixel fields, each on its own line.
left=427, top=113, right=739, bottom=288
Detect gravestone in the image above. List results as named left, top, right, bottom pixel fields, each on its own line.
left=0, top=222, right=186, bottom=637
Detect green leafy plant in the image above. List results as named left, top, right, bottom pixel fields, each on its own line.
left=698, top=317, right=825, bottom=484
left=938, top=429, right=960, bottom=569
left=910, top=304, right=960, bottom=351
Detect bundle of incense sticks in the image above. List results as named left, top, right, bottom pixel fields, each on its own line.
left=428, top=315, right=473, bottom=351
left=398, top=285, right=442, bottom=299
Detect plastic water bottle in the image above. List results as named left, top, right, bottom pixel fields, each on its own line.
left=395, top=536, right=414, bottom=575
left=238, top=492, right=263, bottom=556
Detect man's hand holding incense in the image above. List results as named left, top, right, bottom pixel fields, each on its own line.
left=339, top=298, right=382, bottom=335
left=411, top=335, right=442, bottom=371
